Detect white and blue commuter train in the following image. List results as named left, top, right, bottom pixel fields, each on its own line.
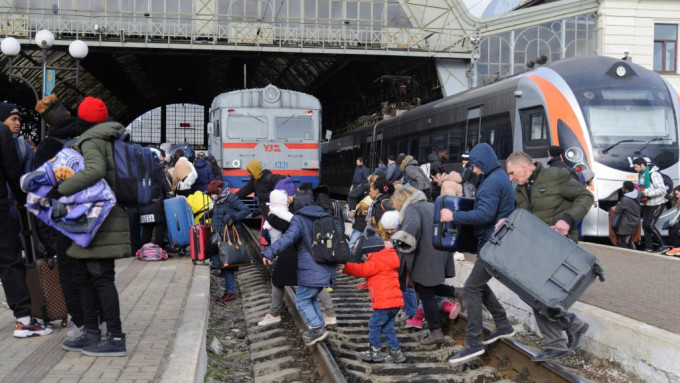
left=322, top=56, right=680, bottom=237
left=208, top=85, right=322, bottom=197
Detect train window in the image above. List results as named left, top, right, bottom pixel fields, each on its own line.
left=214, top=119, right=220, bottom=138
left=227, top=116, right=267, bottom=139
left=275, top=117, right=314, bottom=139
left=520, top=107, right=550, bottom=156
left=480, top=113, right=513, bottom=159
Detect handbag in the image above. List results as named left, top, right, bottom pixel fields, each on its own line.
left=214, top=225, right=250, bottom=269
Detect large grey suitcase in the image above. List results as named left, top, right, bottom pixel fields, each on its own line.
left=479, top=209, right=605, bottom=318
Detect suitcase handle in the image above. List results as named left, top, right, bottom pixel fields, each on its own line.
left=489, top=220, right=514, bottom=245
left=174, top=214, right=180, bottom=232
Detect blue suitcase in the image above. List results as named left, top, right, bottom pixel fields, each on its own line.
left=433, top=195, right=477, bottom=253
left=164, top=197, right=193, bottom=248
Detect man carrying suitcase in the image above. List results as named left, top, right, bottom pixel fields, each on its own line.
left=441, top=143, right=516, bottom=364
left=505, top=151, right=593, bottom=361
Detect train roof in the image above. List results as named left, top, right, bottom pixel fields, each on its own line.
left=211, top=86, right=321, bottom=110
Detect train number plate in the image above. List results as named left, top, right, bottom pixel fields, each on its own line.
left=274, top=161, right=289, bottom=169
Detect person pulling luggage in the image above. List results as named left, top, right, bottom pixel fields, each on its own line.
left=505, top=151, right=593, bottom=362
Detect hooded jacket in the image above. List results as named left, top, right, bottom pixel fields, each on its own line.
left=262, top=205, right=337, bottom=288
left=614, top=189, right=641, bottom=236
left=515, top=162, right=594, bottom=242
left=391, top=189, right=455, bottom=287
left=343, top=248, right=404, bottom=309
left=400, top=156, right=431, bottom=193
left=192, top=158, right=214, bottom=193
left=56, top=121, right=130, bottom=259
left=34, top=117, right=89, bottom=169
left=434, top=171, right=463, bottom=196
left=452, top=143, right=515, bottom=246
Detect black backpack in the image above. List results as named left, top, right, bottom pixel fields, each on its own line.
left=310, top=215, right=351, bottom=264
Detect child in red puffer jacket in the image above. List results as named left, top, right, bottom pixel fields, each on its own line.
left=340, top=217, right=405, bottom=364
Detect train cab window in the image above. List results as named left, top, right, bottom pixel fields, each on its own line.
left=520, top=107, right=550, bottom=156
left=213, top=119, right=220, bottom=137
left=227, top=116, right=267, bottom=139
left=275, top=117, right=314, bottom=139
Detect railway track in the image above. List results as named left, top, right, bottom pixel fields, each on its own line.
left=237, top=224, right=588, bottom=383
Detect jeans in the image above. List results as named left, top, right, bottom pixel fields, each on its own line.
left=222, top=268, right=235, bottom=294
left=270, top=284, right=335, bottom=317
left=463, top=260, right=511, bottom=347
left=295, top=286, right=324, bottom=328
left=75, top=258, right=122, bottom=335
left=368, top=308, right=400, bottom=350
left=0, top=211, right=31, bottom=318
left=414, top=283, right=456, bottom=330
left=348, top=229, right=362, bottom=252
left=642, top=204, right=664, bottom=250
left=403, top=286, right=417, bottom=317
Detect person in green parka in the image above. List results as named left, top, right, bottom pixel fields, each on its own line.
left=506, top=151, right=593, bottom=362
left=51, top=97, right=130, bottom=357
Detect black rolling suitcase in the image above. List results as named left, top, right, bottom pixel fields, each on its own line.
left=19, top=211, right=68, bottom=325
left=432, top=195, right=477, bottom=253
left=479, top=209, right=605, bottom=318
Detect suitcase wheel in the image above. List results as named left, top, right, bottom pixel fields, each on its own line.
left=61, top=319, right=67, bottom=327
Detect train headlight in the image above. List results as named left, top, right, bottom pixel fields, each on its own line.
left=263, top=85, right=280, bottom=103
left=565, top=147, right=583, bottom=163
left=232, top=159, right=241, bottom=168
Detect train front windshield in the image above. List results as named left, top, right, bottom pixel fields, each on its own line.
left=580, top=87, right=678, bottom=147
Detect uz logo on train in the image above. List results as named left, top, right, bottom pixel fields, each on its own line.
left=264, top=144, right=281, bottom=152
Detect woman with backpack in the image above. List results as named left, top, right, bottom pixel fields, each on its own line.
left=209, top=180, right=250, bottom=302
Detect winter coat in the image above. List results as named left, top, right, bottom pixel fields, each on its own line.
left=192, top=158, right=214, bottom=193
left=386, top=162, right=402, bottom=182
left=262, top=205, right=337, bottom=288
left=138, top=157, right=171, bottom=224
left=434, top=171, right=463, bottom=196
left=401, top=157, right=431, bottom=193
left=391, top=189, right=455, bottom=287
left=547, top=157, right=581, bottom=182
left=614, top=190, right=641, bottom=236
left=0, top=123, right=24, bottom=213
left=293, top=189, right=315, bottom=213
left=515, top=162, right=594, bottom=242
left=352, top=165, right=370, bottom=188
left=343, top=248, right=404, bottom=310
left=453, top=143, right=515, bottom=246
left=639, top=166, right=667, bottom=207
left=235, top=169, right=284, bottom=216
left=370, top=193, right=393, bottom=228
left=34, top=117, right=89, bottom=169
left=169, top=157, right=197, bottom=191
left=352, top=195, right=372, bottom=232
left=373, top=164, right=387, bottom=177
left=427, top=151, right=444, bottom=173
left=211, top=192, right=250, bottom=240
left=187, top=190, right=212, bottom=224
left=57, top=121, right=130, bottom=259
left=267, top=206, right=298, bottom=287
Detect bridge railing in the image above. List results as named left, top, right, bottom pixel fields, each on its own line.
left=0, top=12, right=472, bottom=56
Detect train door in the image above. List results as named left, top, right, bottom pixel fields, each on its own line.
left=518, top=106, right=550, bottom=158
left=375, top=131, right=384, bottom=168
left=465, top=107, right=481, bottom=152
left=209, top=109, right=222, bottom=166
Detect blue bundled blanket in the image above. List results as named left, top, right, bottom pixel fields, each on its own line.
left=20, top=148, right=116, bottom=248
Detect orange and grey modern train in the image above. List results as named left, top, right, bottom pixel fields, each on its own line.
left=208, top=85, right=321, bottom=201
left=321, top=56, right=680, bottom=237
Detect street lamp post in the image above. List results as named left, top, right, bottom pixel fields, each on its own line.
left=1, top=30, right=88, bottom=140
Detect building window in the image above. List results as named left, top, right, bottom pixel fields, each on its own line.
left=654, top=24, right=677, bottom=73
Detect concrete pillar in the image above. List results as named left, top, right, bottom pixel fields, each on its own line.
left=435, top=59, right=469, bottom=97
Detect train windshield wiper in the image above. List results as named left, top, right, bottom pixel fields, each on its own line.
left=602, top=139, right=640, bottom=154
left=634, top=137, right=665, bottom=155
left=277, top=114, right=302, bottom=129
left=246, top=113, right=265, bottom=123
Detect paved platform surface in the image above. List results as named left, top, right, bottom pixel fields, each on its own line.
left=579, top=243, right=680, bottom=335
left=0, top=256, right=201, bottom=383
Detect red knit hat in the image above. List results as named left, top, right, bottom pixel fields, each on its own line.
left=78, top=96, right=108, bottom=123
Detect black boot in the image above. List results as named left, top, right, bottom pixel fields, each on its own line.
left=420, top=328, right=445, bottom=345
left=62, top=328, right=100, bottom=352
left=82, top=332, right=127, bottom=357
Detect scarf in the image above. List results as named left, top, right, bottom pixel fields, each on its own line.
left=639, top=167, right=650, bottom=189
left=214, top=187, right=231, bottom=205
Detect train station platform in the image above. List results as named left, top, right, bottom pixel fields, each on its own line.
left=0, top=257, right=209, bottom=383
left=452, top=243, right=680, bottom=383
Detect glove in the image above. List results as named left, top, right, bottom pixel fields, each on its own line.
left=46, top=186, right=63, bottom=200
left=226, top=215, right=235, bottom=227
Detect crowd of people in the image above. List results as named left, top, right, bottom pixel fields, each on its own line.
left=1, top=93, right=675, bottom=368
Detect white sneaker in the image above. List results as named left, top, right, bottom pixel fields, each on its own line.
left=453, top=252, right=465, bottom=261
left=324, top=315, right=337, bottom=326
left=65, top=322, right=85, bottom=342
left=257, top=313, right=281, bottom=327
